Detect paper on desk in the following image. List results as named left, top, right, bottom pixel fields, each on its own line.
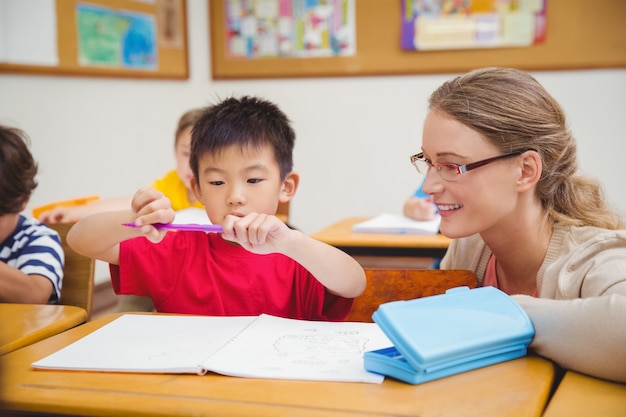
left=32, top=314, right=391, bottom=383
left=32, top=315, right=255, bottom=374
left=352, top=213, right=441, bottom=235
left=200, top=314, right=391, bottom=383
left=173, top=208, right=211, bottom=225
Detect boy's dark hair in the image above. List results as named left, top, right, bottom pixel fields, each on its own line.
left=0, top=125, right=38, bottom=215
left=190, top=96, right=295, bottom=181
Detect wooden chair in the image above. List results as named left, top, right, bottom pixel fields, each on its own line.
left=48, top=222, right=95, bottom=321
left=345, top=268, right=477, bottom=322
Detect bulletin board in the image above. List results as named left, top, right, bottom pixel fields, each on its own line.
left=210, top=0, right=626, bottom=80
left=0, top=0, right=188, bottom=79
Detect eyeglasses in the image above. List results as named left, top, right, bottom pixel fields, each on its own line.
left=409, top=150, right=524, bottom=181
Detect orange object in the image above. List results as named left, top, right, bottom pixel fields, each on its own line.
left=32, top=195, right=100, bottom=219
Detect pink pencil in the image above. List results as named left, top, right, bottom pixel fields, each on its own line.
left=122, top=223, right=223, bottom=233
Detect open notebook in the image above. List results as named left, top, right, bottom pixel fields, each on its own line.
left=352, top=213, right=440, bottom=235
left=32, top=314, right=392, bottom=384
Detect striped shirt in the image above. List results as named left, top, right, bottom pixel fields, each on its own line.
left=0, top=215, right=64, bottom=303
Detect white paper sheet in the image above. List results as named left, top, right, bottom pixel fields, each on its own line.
left=32, top=315, right=256, bottom=374
left=201, top=314, right=391, bottom=383
left=352, top=213, right=441, bottom=235
left=32, top=314, right=391, bottom=383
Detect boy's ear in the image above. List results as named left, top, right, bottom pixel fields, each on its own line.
left=190, top=177, right=202, bottom=201
left=279, top=171, right=299, bottom=203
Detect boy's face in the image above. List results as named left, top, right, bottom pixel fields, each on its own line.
left=191, top=143, right=297, bottom=224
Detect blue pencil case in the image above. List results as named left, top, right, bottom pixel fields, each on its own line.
left=364, top=286, right=534, bottom=384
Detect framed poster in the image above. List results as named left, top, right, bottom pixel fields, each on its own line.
left=0, top=0, right=188, bottom=79
left=210, top=0, right=626, bottom=79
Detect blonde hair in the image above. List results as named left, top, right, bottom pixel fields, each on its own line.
left=174, top=108, right=204, bottom=145
left=428, top=67, right=622, bottom=229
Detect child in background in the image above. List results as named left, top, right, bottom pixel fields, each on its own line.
left=37, top=108, right=204, bottom=313
left=68, top=96, right=366, bottom=320
left=413, top=67, right=626, bottom=382
left=0, top=125, right=64, bottom=304
left=37, top=108, right=205, bottom=223
left=404, top=179, right=441, bottom=269
left=403, top=179, right=438, bottom=221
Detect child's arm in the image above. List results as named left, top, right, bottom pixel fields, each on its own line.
left=67, top=187, right=176, bottom=265
left=221, top=213, right=366, bottom=298
left=38, top=196, right=132, bottom=224
left=0, top=262, right=54, bottom=303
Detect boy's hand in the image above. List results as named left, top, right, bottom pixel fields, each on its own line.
left=221, top=213, right=291, bottom=254
left=130, top=187, right=176, bottom=243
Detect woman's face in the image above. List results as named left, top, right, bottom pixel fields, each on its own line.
left=420, top=111, right=523, bottom=239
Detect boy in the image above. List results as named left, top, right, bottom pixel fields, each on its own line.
left=0, top=125, right=64, bottom=304
left=68, top=96, right=366, bottom=320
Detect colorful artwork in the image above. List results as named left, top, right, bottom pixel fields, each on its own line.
left=225, top=0, right=356, bottom=58
left=401, top=0, right=546, bottom=51
left=77, top=3, right=157, bottom=69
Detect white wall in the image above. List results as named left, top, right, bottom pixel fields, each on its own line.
left=2, top=1, right=625, bottom=239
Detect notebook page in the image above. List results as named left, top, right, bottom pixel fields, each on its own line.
left=352, top=213, right=440, bottom=235
left=201, top=314, right=392, bottom=383
left=32, top=314, right=256, bottom=374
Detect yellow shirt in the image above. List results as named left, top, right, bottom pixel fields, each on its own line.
left=151, top=170, right=204, bottom=211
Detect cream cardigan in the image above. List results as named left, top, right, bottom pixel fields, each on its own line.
left=441, top=223, right=626, bottom=382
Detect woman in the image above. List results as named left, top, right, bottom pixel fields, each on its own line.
left=411, top=67, right=625, bottom=382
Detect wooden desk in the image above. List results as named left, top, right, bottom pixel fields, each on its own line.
left=0, top=303, right=87, bottom=356
left=542, top=371, right=626, bottom=417
left=311, top=217, right=451, bottom=258
left=0, top=313, right=555, bottom=417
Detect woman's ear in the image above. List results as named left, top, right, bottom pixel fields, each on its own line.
left=279, top=171, right=299, bottom=203
left=517, top=151, right=542, bottom=191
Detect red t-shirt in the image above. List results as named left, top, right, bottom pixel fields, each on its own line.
left=110, top=232, right=352, bottom=320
